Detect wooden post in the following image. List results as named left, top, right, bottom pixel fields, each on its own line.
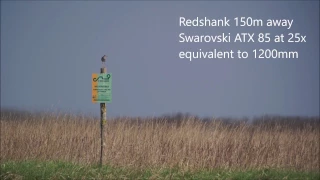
left=100, top=67, right=107, bottom=167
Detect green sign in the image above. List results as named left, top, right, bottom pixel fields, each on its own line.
left=92, top=73, right=112, bottom=103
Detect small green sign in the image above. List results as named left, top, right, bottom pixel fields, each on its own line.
left=92, top=73, right=112, bottom=103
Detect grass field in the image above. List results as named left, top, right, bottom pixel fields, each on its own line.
left=1, top=160, right=319, bottom=180
left=0, top=110, right=319, bottom=179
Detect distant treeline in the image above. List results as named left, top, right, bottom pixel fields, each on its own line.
left=1, top=109, right=319, bottom=130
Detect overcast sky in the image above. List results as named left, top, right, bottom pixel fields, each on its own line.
left=1, top=1, right=319, bottom=118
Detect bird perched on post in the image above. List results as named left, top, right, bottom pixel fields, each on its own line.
left=101, top=55, right=107, bottom=67
left=101, top=55, right=107, bottom=62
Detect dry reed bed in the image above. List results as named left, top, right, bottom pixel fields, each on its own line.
left=1, top=113, right=319, bottom=171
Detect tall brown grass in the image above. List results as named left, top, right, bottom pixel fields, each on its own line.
left=1, top=111, right=319, bottom=171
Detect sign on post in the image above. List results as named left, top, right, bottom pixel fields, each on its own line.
left=92, top=73, right=112, bottom=103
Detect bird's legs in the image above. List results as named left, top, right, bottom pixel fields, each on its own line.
left=102, top=62, right=106, bottom=68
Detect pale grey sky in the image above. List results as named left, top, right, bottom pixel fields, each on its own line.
left=1, top=1, right=319, bottom=118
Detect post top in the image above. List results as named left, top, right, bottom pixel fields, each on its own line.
left=100, top=67, right=106, bottom=73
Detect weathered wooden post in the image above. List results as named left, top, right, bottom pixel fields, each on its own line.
left=92, top=55, right=112, bottom=167
left=100, top=55, right=107, bottom=167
